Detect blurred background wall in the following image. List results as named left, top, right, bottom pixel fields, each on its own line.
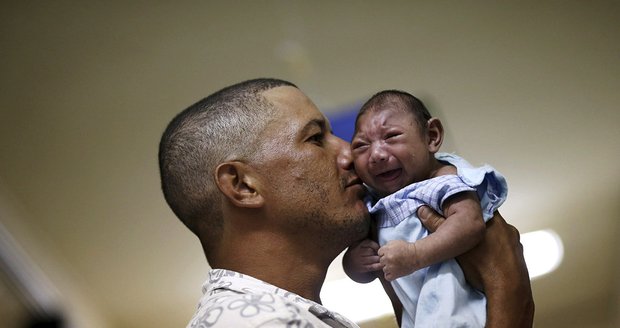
left=1, top=1, right=619, bottom=327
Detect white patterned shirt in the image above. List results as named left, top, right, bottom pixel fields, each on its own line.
left=187, top=269, right=358, bottom=328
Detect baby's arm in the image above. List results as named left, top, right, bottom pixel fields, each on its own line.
left=342, top=239, right=383, bottom=283
left=378, top=190, right=485, bottom=281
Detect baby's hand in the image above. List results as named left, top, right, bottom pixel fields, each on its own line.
left=378, top=240, right=419, bottom=281
left=343, top=239, right=383, bottom=274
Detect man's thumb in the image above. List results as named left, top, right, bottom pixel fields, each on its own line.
left=417, top=205, right=445, bottom=233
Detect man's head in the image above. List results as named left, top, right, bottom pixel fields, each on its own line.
left=351, top=90, right=444, bottom=197
left=158, top=79, right=295, bottom=249
left=159, top=78, right=369, bottom=264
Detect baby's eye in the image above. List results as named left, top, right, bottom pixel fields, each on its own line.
left=351, top=142, right=368, bottom=151
left=386, top=132, right=401, bottom=139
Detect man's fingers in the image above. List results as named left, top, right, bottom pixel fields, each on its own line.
left=417, top=205, right=446, bottom=233
left=362, top=255, right=381, bottom=265
left=367, top=263, right=384, bottom=272
left=360, top=239, right=380, bottom=251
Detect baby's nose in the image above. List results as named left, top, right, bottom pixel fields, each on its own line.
left=370, top=144, right=388, bottom=163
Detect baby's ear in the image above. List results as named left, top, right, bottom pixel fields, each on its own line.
left=214, top=161, right=265, bottom=208
left=426, top=117, right=444, bottom=153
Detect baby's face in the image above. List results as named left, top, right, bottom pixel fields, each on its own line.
left=351, top=107, right=433, bottom=197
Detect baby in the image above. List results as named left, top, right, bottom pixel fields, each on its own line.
left=343, top=90, right=508, bottom=327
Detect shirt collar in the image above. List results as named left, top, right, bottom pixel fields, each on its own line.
left=204, top=269, right=358, bottom=328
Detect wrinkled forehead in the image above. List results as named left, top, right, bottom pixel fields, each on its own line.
left=356, top=105, right=416, bottom=130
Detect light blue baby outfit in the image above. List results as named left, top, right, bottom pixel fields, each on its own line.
left=367, top=153, right=508, bottom=328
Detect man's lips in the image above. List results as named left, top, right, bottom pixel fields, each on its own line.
left=345, top=176, right=367, bottom=201
left=345, top=176, right=363, bottom=188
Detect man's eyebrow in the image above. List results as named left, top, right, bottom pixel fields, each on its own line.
left=301, top=118, right=326, bottom=134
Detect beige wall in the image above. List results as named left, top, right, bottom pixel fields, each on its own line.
left=1, top=1, right=619, bottom=327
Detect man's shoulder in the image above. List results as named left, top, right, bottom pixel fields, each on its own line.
left=187, top=289, right=323, bottom=327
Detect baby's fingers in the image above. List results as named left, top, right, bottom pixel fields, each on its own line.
left=383, top=267, right=395, bottom=281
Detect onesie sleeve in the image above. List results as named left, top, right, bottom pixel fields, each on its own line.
left=456, top=166, right=508, bottom=221
left=434, top=152, right=509, bottom=221
left=406, top=175, right=476, bottom=217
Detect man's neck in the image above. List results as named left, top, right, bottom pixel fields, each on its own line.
left=209, top=235, right=330, bottom=303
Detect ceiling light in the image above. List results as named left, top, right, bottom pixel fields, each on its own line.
left=321, top=277, right=392, bottom=323
left=520, top=229, right=564, bottom=279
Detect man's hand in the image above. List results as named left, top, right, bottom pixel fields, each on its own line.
left=342, top=239, right=383, bottom=283
left=417, top=206, right=535, bottom=328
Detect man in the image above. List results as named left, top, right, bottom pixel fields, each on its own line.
left=158, top=78, right=534, bottom=327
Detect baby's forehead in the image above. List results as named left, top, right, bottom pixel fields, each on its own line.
left=354, top=108, right=420, bottom=139
left=362, top=104, right=418, bottom=124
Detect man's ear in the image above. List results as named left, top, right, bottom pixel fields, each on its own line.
left=426, top=117, right=444, bottom=153
left=214, top=161, right=264, bottom=208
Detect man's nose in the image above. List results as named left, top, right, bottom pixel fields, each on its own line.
left=335, top=137, right=354, bottom=171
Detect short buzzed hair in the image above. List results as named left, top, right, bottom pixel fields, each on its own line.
left=158, top=78, right=296, bottom=246
left=355, top=90, right=432, bottom=135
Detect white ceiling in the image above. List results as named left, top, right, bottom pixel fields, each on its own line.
left=1, top=1, right=619, bottom=327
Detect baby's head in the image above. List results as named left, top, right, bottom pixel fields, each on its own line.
left=351, top=90, right=444, bottom=197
